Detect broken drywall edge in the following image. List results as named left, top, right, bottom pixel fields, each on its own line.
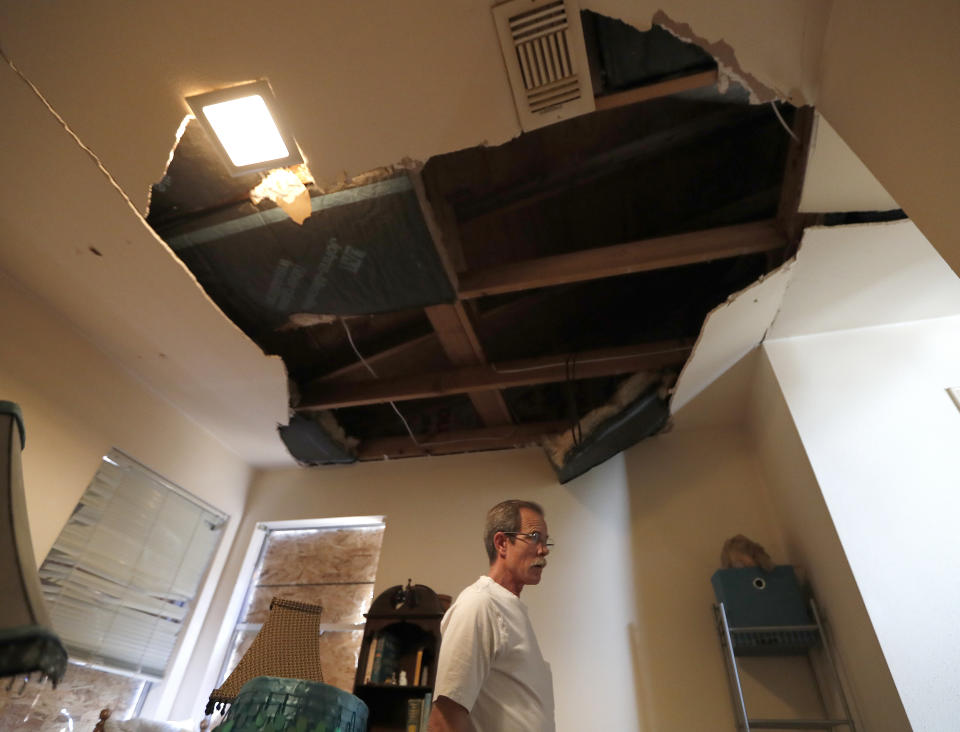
left=146, top=114, right=192, bottom=218
left=1, top=43, right=151, bottom=220
left=652, top=10, right=787, bottom=105
left=542, top=370, right=663, bottom=465
left=670, top=258, right=796, bottom=414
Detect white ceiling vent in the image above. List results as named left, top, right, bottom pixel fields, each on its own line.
left=493, top=0, right=595, bottom=132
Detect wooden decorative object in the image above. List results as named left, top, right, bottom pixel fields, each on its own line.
left=353, top=581, right=445, bottom=732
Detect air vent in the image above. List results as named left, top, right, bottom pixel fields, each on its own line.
left=493, top=0, right=595, bottom=131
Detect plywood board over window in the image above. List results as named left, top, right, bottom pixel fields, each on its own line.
left=218, top=519, right=386, bottom=695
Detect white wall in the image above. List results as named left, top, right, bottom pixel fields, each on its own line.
left=749, top=348, right=909, bottom=731
left=623, top=407, right=844, bottom=730
left=0, top=270, right=252, bottom=718
left=186, top=371, right=834, bottom=730
left=768, top=221, right=960, bottom=340
left=178, top=448, right=641, bottom=731
left=764, top=317, right=960, bottom=732
left=755, top=219, right=960, bottom=730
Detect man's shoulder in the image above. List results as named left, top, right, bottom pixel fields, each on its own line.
left=446, top=577, right=510, bottom=618
left=451, top=576, right=495, bottom=607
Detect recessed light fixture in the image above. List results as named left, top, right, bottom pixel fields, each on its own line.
left=186, top=80, right=302, bottom=176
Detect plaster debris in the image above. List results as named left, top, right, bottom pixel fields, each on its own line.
left=250, top=164, right=316, bottom=225
left=277, top=312, right=338, bottom=331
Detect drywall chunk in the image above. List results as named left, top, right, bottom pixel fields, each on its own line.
left=250, top=164, right=315, bottom=225
left=671, top=261, right=794, bottom=413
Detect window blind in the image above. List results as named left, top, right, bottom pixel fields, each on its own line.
left=39, top=450, right=226, bottom=680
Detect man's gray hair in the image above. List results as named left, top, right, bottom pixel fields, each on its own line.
left=483, top=499, right=545, bottom=563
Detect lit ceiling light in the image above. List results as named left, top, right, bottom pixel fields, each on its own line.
left=186, top=80, right=302, bottom=176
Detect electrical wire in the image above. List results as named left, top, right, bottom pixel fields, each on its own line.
left=564, top=354, right=583, bottom=447
left=770, top=101, right=800, bottom=143
left=340, top=320, right=688, bottom=451
left=339, top=317, right=421, bottom=448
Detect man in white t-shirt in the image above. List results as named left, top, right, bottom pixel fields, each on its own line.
left=428, top=499, right=555, bottom=732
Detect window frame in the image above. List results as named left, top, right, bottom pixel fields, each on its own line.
left=201, top=515, right=385, bottom=709
left=37, top=449, right=230, bottom=722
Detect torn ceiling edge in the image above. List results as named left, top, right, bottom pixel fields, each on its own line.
left=651, top=10, right=783, bottom=104
left=670, top=259, right=795, bottom=414
left=582, top=2, right=826, bottom=106
left=543, top=371, right=672, bottom=483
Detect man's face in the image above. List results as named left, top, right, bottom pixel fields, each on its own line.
left=503, top=507, right=551, bottom=588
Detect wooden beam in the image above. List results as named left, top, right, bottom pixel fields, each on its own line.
left=458, top=220, right=784, bottom=299
left=409, top=168, right=461, bottom=290
left=316, top=331, right=447, bottom=383
left=454, top=104, right=754, bottom=223
left=424, top=303, right=487, bottom=365
left=356, top=421, right=568, bottom=460
left=414, top=166, right=514, bottom=427
left=425, top=303, right=514, bottom=426
left=776, top=105, right=816, bottom=260
left=297, top=340, right=691, bottom=411
left=314, top=292, right=558, bottom=384
left=594, top=69, right=719, bottom=112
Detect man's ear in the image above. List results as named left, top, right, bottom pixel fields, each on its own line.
left=493, top=531, right=509, bottom=557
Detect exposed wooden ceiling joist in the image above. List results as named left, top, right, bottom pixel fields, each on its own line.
left=316, top=292, right=560, bottom=383
left=312, top=330, right=444, bottom=383
left=409, top=168, right=461, bottom=288
left=356, top=421, right=569, bottom=460
left=452, top=104, right=754, bottom=223
left=776, top=105, right=818, bottom=259
left=458, top=220, right=784, bottom=299
left=594, top=69, right=719, bottom=112
left=425, top=302, right=513, bottom=426
left=298, top=340, right=691, bottom=411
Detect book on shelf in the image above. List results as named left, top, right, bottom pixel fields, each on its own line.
left=406, top=698, right=423, bottom=732
left=419, top=664, right=430, bottom=686
left=362, top=633, right=378, bottom=684
left=372, top=631, right=400, bottom=683
left=420, top=692, right=433, bottom=730
left=412, top=648, right=424, bottom=687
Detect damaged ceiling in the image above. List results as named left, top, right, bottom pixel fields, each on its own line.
left=143, top=15, right=816, bottom=478
left=0, top=1, right=933, bottom=475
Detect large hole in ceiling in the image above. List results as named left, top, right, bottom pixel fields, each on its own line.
left=145, top=13, right=802, bottom=476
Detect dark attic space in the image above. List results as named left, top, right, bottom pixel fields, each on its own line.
left=145, top=14, right=807, bottom=479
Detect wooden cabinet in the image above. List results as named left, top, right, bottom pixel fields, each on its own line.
left=354, top=582, right=445, bottom=731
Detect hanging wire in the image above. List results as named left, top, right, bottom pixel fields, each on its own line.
left=339, top=317, right=420, bottom=447
left=564, top=354, right=583, bottom=447
left=770, top=101, right=800, bottom=143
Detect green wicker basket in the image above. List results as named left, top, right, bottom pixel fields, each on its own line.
left=218, top=676, right=368, bottom=732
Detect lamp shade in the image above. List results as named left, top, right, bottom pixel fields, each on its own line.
left=206, top=597, right=325, bottom=714
left=0, top=401, right=67, bottom=685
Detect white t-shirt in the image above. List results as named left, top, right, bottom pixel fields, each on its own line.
left=434, top=576, right=555, bottom=732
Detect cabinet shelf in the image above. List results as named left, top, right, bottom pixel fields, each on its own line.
left=354, top=583, right=445, bottom=731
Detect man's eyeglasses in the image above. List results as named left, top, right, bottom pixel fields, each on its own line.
left=502, top=531, right=554, bottom=549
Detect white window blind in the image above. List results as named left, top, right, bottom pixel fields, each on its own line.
left=39, top=450, right=227, bottom=679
